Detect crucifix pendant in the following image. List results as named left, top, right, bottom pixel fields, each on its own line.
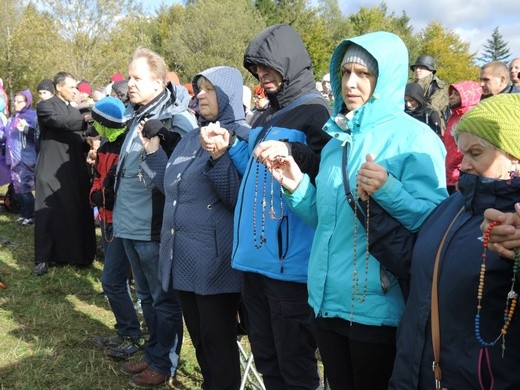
left=138, top=172, right=143, bottom=182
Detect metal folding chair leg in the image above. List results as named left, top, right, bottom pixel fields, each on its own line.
left=237, top=337, right=265, bottom=390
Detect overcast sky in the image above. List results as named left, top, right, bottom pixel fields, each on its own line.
left=142, top=0, right=520, bottom=63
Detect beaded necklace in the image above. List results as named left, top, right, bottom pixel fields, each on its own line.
left=252, top=160, right=285, bottom=248
left=475, top=221, right=519, bottom=357
left=252, top=160, right=267, bottom=249
left=350, top=186, right=370, bottom=321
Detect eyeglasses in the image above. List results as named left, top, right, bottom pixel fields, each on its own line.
left=14, top=100, right=26, bottom=104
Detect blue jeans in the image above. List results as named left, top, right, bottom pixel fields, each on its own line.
left=100, top=222, right=141, bottom=340
left=17, top=191, right=34, bottom=219
left=123, top=239, right=183, bottom=376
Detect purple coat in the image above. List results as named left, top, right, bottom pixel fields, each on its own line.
left=4, top=90, right=37, bottom=193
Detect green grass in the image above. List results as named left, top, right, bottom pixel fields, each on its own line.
left=0, top=193, right=205, bottom=389
left=0, top=186, right=322, bottom=389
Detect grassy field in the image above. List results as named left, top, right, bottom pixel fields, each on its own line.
left=0, top=194, right=208, bottom=389
left=0, top=186, right=324, bottom=389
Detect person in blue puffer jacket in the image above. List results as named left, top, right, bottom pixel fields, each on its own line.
left=201, top=24, right=331, bottom=389
left=258, top=31, right=448, bottom=389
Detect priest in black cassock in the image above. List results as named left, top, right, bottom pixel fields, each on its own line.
left=34, top=71, right=96, bottom=276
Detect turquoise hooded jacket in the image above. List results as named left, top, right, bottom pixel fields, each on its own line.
left=284, top=31, right=448, bottom=326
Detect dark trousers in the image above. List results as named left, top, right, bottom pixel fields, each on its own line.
left=177, top=291, right=241, bottom=390
left=17, top=191, right=34, bottom=219
left=315, top=322, right=396, bottom=390
left=242, top=273, right=320, bottom=390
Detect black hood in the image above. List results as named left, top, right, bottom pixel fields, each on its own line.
left=243, top=24, right=316, bottom=109
left=404, top=82, right=427, bottom=110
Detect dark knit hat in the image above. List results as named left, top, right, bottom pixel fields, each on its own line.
left=92, top=97, right=126, bottom=129
left=37, top=79, right=55, bottom=94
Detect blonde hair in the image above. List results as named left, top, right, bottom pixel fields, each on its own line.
left=131, top=47, right=167, bottom=87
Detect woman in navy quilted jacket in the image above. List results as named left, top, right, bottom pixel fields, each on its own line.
left=139, top=66, right=249, bottom=390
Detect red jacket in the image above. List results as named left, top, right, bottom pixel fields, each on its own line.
left=89, top=133, right=126, bottom=223
left=442, top=81, right=482, bottom=187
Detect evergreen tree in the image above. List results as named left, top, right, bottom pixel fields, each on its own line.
left=478, top=26, right=511, bottom=63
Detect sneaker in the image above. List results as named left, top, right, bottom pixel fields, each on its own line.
left=121, top=361, right=149, bottom=376
left=107, top=337, right=146, bottom=360
left=34, top=262, right=49, bottom=276
left=21, top=218, right=34, bottom=226
left=16, top=217, right=24, bottom=222
left=130, top=367, right=169, bottom=389
left=92, top=334, right=124, bottom=348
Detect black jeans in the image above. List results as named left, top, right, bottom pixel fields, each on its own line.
left=177, top=291, right=241, bottom=390
left=242, top=273, right=320, bottom=390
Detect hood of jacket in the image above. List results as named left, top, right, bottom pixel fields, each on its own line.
left=243, top=23, right=316, bottom=109
left=404, top=82, right=427, bottom=111
left=329, top=31, right=408, bottom=132
left=449, top=80, right=481, bottom=115
left=192, top=66, right=250, bottom=140
left=15, top=90, right=37, bottom=125
left=126, top=83, right=191, bottom=133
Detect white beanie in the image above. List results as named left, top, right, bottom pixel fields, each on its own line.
left=341, top=43, right=379, bottom=76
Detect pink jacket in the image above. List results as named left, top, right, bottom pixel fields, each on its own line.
left=442, top=81, right=482, bottom=187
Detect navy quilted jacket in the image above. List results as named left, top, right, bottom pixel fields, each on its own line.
left=141, top=66, right=248, bottom=294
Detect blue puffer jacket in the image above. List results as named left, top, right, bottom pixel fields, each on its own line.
left=141, top=66, right=248, bottom=294
left=284, top=32, right=448, bottom=326
left=113, top=84, right=197, bottom=241
left=229, top=24, right=331, bottom=283
left=390, top=173, right=520, bottom=389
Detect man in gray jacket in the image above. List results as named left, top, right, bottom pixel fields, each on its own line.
left=113, top=47, right=196, bottom=388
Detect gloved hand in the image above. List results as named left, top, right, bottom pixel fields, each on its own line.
left=142, top=119, right=168, bottom=140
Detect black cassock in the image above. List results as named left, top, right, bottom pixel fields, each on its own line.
left=35, top=96, right=96, bottom=266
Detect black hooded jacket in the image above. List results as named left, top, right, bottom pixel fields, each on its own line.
left=243, top=24, right=331, bottom=178
left=405, top=82, right=441, bottom=136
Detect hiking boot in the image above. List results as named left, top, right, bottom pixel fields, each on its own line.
left=92, top=334, right=124, bottom=348
left=121, top=361, right=149, bottom=376
left=107, top=337, right=146, bottom=360
left=130, top=367, right=169, bottom=389
left=34, top=262, right=49, bottom=276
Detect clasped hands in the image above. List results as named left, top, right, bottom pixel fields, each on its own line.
left=199, top=121, right=231, bottom=160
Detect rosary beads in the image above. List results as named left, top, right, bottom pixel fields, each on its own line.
left=475, top=220, right=519, bottom=357
left=350, top=188, right=370, bottom=321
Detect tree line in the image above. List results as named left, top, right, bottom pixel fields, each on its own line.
left=0, top=0, right=511, bottom=98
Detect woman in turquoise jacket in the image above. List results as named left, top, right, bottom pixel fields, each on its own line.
left=257, top=31, right=448, bottom=389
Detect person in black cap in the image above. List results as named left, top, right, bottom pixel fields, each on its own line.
left=410, top=54, right=449, bottom=134
left=36, top=79, right=55, bottom=102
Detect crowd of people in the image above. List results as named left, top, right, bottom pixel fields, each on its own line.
left=1, top=23, right=520, bottom=389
